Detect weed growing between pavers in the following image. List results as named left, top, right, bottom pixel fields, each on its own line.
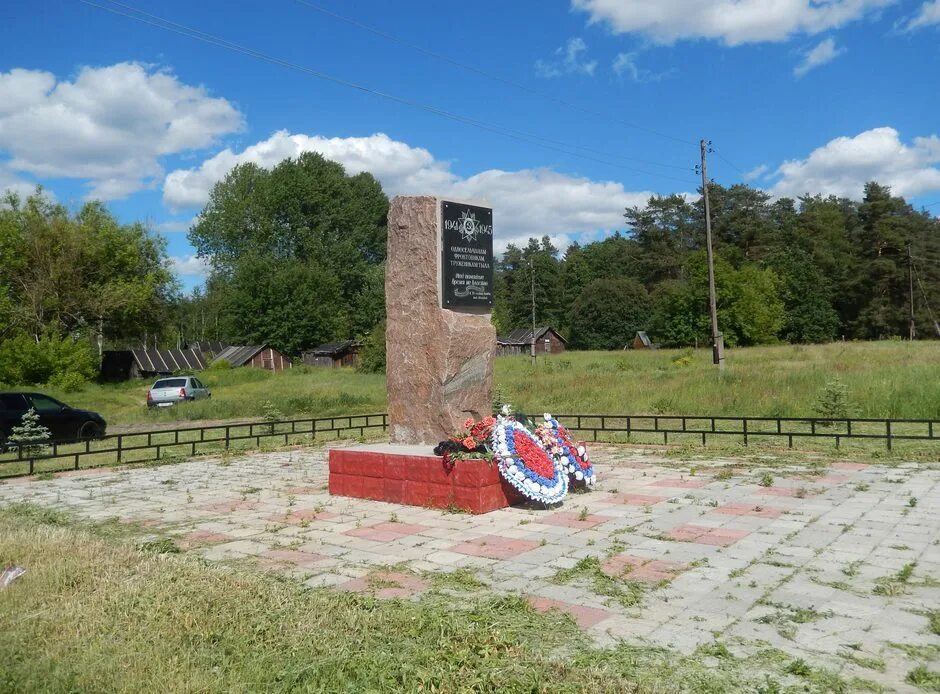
left=755, top=602, right=833, bottom=640
left=428, top=568, right=487, bottom=591
left=907, top=665, right=940, bottom=691
left=873, top=562, right=917, bottom=596
left=550, top=556, right=645, bottom=608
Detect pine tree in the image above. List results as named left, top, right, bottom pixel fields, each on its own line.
left=8, top=408, right=51, bottom=455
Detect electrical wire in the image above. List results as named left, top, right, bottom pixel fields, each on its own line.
left=78, top=0, right=696, bottom=186
left=289, top=0, right=696, bottom=148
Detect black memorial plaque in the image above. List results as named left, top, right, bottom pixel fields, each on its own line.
left=441, top=200, right=494, bottom=308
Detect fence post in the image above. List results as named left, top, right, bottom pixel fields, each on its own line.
left=117, top=435, right=123, bottom=462
left=886, top=420, right=892, bottom=451
left=225, top=426, right=230, bottom=449
left=743, top=418, right=748, bottom=447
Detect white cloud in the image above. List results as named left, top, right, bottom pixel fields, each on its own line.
left=163, top=130, right=661, bottom=248
left=572, top=0, right=894, bottom=46
left=906, top=0, right=940, bottom=29
left=769, top=127, right=940, bottom=199
left=0, top=166, right=37, bottom=200
left=535, top=37, right=598, bottom=78
left=794, top=37, right=845, bottom=77
left=612, top=52, right=676, bottom=82
left=170, top=254, right=211, bottom=279
left=0, top=62, right=243, bottom=200
left=743, top=164, right=769, bottom=182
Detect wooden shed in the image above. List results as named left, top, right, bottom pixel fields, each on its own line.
left=190, top=340, right=228, bottom=357
left=101, top=348, right=207, bottom=381
left=302, top=341, right=361, bottom=368
left=632, top=331, right=658, bottom=350
left=496, top=327, right=567, bottom=356
left=213, top=345, right=292, bottom=372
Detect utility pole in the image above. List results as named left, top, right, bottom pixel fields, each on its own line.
left=699, top=139, right=724, bottom=369
left=908, top=244, right=916, bottom=341
left=530, top=257, right=537, bottom=366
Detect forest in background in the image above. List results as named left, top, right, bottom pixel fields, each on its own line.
left=1, top=152, right=939, bottom=388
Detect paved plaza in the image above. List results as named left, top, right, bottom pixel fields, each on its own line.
left=2, top=444, right=938, bottom=691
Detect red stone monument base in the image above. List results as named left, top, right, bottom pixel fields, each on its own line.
left=328, top=444, right=524, bottom=514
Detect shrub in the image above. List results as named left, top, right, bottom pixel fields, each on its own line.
left=357, top=321, right=386, bottom=374
left=48, top=370, right=88, bottom=393
left=207, top=358, right=232, bottom=371
left=0, top=332, right=95, bottom=387
left=814, top=378, right=852, bottom=420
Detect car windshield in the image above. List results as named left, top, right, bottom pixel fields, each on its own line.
left=153, top=378, right=187, bottom=389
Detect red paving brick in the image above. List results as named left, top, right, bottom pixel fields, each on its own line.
left=833, top=462, right=868, bottom=471
left=345, top=522, right=428, bottom=542
left=755, top=486, right=802, bottom=497
left=528, top=596, right=612, bottom=628
left=665, top=524, right=749, bottom=546
left=713, top=503, right=784, bottom=519
left=539, top=511, right=611, bottom=530
left=649, top=478, right=707, bottom=489
left=608, top=493, right=668, bottom=506
left=601, top=554, right=687, bottom=583
left=450, top=535, right=541, bottom=560
left=339, top=571, right=429, bottom=599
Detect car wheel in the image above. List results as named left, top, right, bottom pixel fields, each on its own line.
left=78, top=422, right=102, bottom=441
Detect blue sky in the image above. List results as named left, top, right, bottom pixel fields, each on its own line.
left=2, top=0, right=939, bottom=291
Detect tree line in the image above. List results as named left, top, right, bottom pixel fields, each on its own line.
left=494, top=183, right=940, bottom=349
left=1, top=154, right=938, bottom=388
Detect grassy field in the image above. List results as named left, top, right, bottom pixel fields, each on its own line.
left=39, top=342, right=940, bottom=429
left=0, top=504, right=881, bottom=693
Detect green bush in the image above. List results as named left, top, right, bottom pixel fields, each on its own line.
left=0, top=332, right=96, bottom=387
left=48, top=371, right=88, bottom=393
left=207, top=358, right=232, bottom=371
left=357, top=321, right=386, bottom=374
left=814, top=378, right=853, bottom=420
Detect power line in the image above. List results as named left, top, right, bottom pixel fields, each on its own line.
left=289, top=0, right=696, bottom=148
left=79, top=0, right=695, bottom=186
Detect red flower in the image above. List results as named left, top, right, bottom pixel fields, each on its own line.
left=462, top=436, right=477, bottom=450
left=463, top=417, right=475, bottom=430
left=482, top=416, right=496, bottom=427
left=512, top=430, right=556, bottom=479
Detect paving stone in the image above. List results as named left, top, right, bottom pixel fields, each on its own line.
left=3, top=442, right=939, bottom=692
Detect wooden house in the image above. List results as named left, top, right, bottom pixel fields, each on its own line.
left=213, top=345, right=292, bottom=372
left=101, top=348, right=207, bottom=381
left=496, top=327, right=567, bottom=356
left=302, top=341, right=361, bottom=368
left=632, top=331, right=658, bottom=350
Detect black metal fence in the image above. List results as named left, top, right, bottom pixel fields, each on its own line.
left=0, top=414, right=388, bottom=478
left=2, top=412, right=937, bottom=480
left=553, top=414, right=940, bottom=450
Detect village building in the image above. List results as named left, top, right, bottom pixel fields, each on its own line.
left=302, top=341, right=361, bottom=368
left=213, top=345, right=292, bottom=372
left=101, top=348, right=207, bottom=381
left=496, top=326, right=567, bottom=356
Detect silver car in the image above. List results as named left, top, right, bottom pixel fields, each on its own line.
left=147, top=376, right=211, bottom=408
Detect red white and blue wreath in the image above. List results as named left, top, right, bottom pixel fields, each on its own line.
left=490, top=414, right=568, bottom=504
left=537, top=414, right=596, bottom=486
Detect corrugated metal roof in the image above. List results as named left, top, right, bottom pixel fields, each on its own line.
left=193, top=340, right=228, bottom=356
left=130, top=349, right=206, bottom=374
left=213, top=345, right=265, bottom=367
left=304, top=340, right=359, bottom=356
left=498, top=326, right=566, bottom=345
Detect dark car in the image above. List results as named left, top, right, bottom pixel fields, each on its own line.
left=0, top=392, right=107, bottom=445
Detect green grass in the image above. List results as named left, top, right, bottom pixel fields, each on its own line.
left=0, top=504, right=865, bottom=693
left=36, top=342, right=940, bottom=431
